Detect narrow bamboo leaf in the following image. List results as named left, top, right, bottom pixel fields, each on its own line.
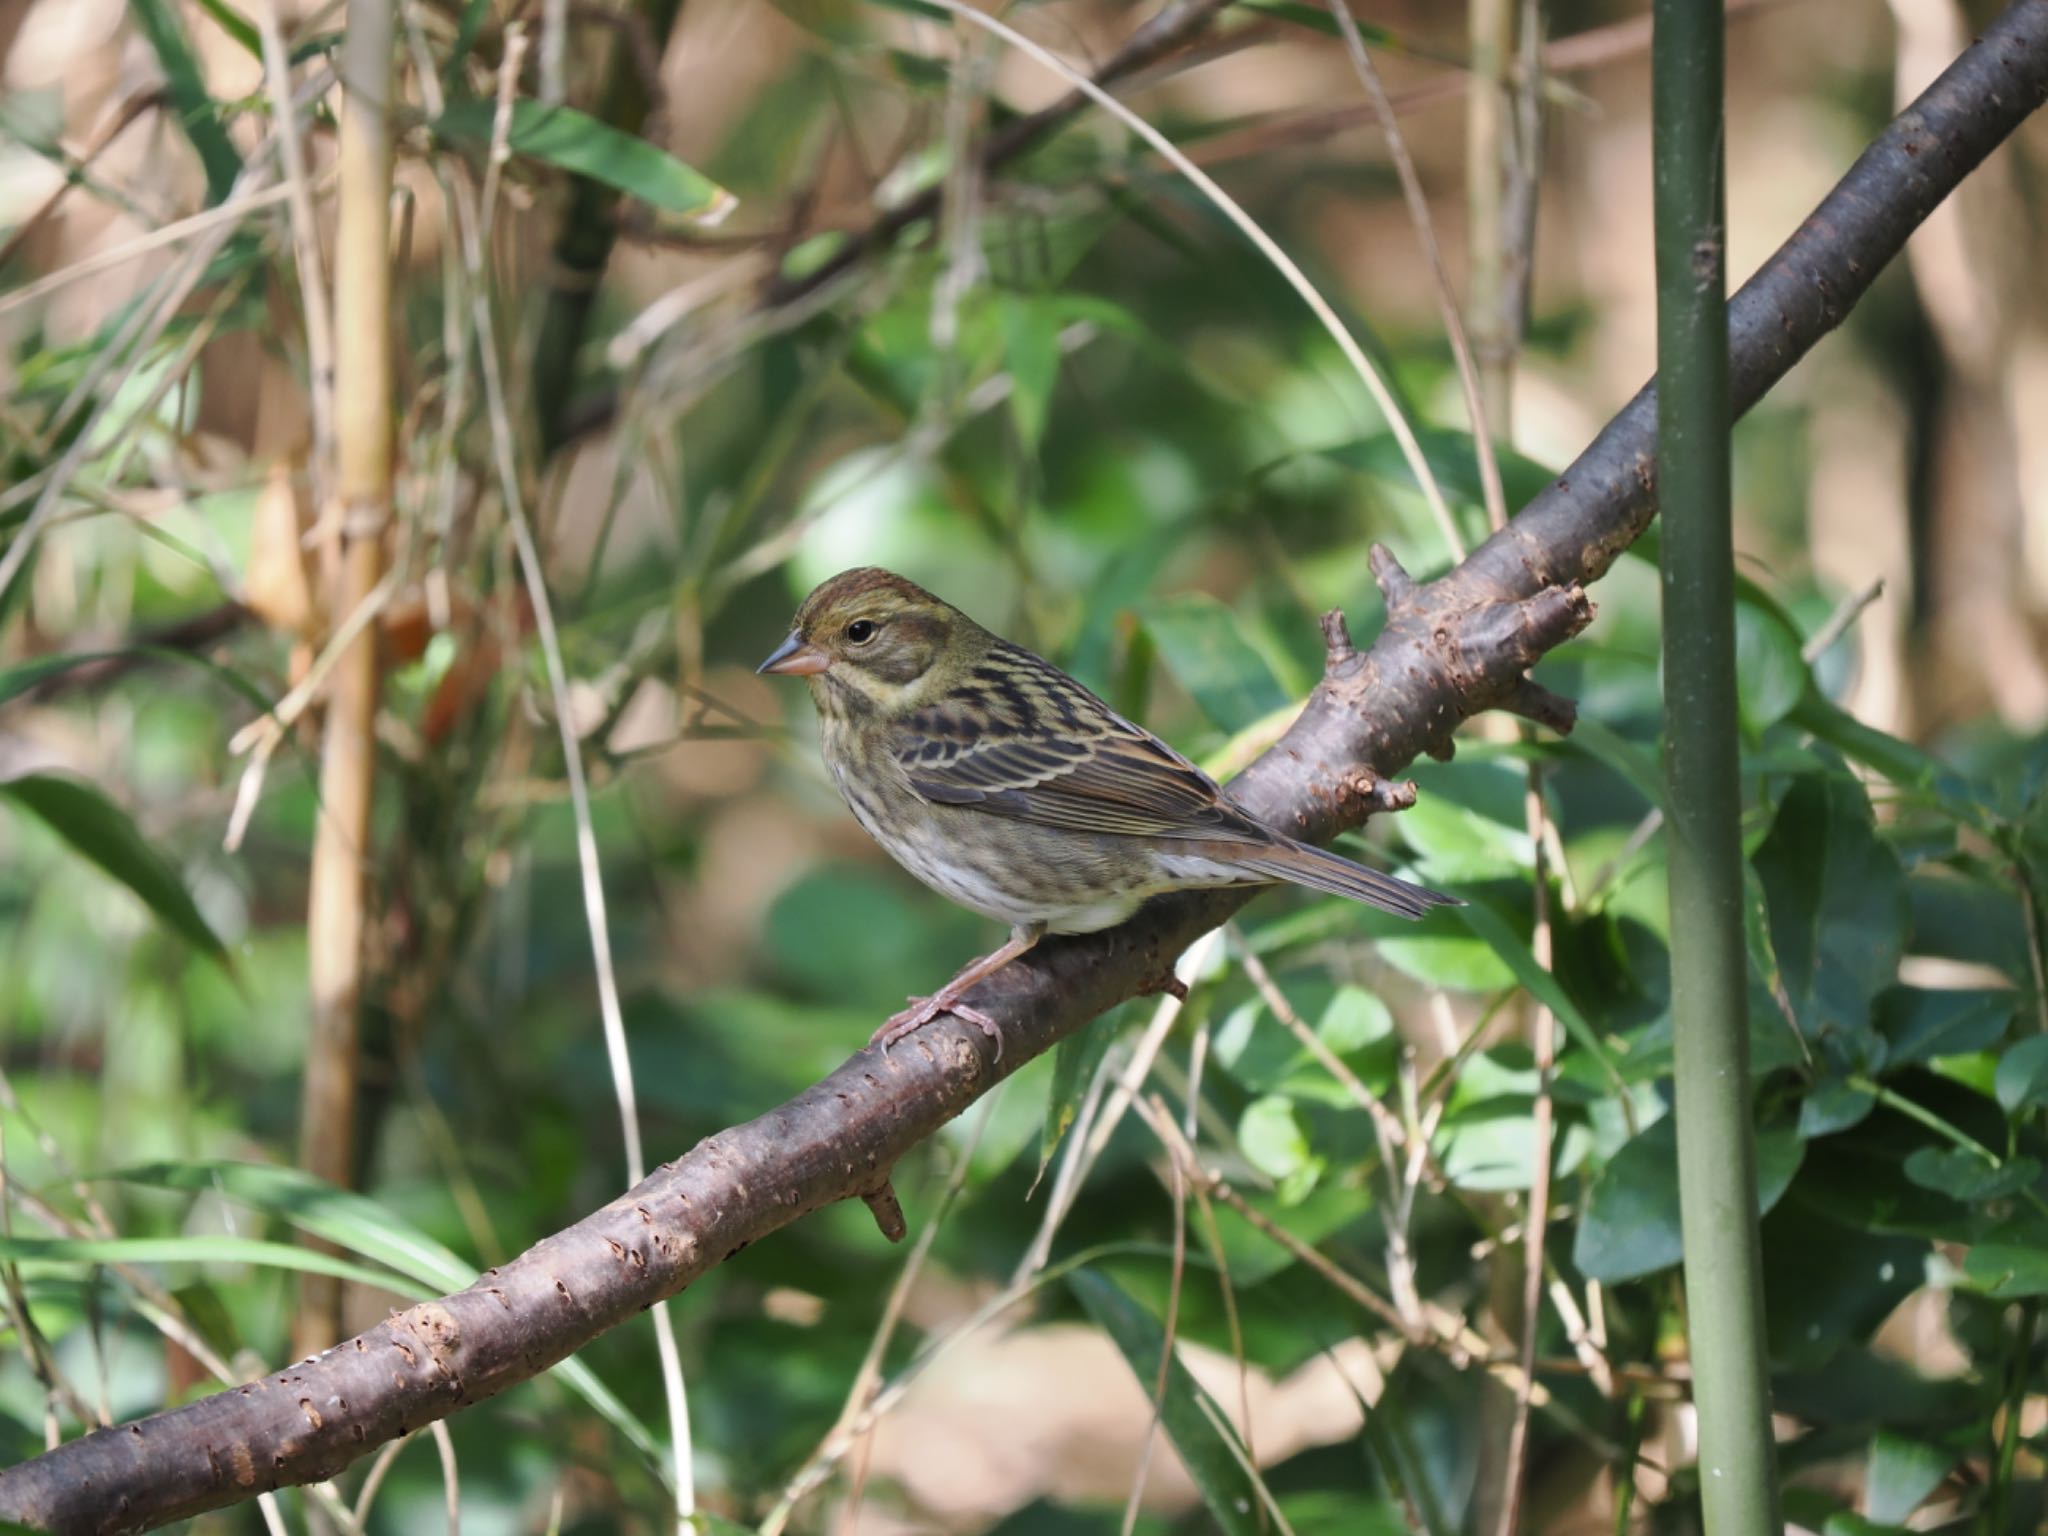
left=1038, top=1018, right=1115, bottom=1184
left=128, top=0, right=244, bottom=204
left=433, top=100, right=734, bottom=222
left=109, top=1160, right=472, bottom=1289
left=0, top=774, right=230, bottom=968
left=1451, top=897, right=1623, bottom=1086
left=999, top=295, right=1061, bottom=451
left=1232, top=0, right=1398, bottom=44
left=106, top=1160, right=673, bottom=1487
left=445, top=0, right=496, bottom=82
left=1069, top=1269, right=1265, bottom=1536
left=193, top=0, right=260, bottom=57
left=0, top=1234, right=419, bottom=1294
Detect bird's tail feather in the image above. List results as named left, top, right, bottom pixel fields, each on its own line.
left=1230, top=839, right=1457, bottom=921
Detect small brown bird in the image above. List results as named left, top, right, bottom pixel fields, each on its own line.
left=759, top=568, right=1455, bottom=1052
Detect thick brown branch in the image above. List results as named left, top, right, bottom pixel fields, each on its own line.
left=3, top=4, right=2046, bottom=1531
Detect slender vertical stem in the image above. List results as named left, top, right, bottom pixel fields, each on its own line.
left=1467, top=0, right=1513, bottom=435
left=1652, top=1, right=1781, bottom=1531
left=297, top=0, right=394, bottom=1359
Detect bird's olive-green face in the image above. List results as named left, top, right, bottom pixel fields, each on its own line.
left=757, top=570, right=957, bottom=711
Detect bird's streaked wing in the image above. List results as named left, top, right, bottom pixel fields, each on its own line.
left=892, top=642, right=1269, bottom=844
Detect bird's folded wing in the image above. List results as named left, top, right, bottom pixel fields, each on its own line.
left=897, top=705, right=1266, bottom=844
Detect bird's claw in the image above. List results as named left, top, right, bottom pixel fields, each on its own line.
left=871, top=995, right=1004, bottom=1060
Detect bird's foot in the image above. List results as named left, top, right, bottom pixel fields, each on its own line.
left=871, top=993, right=1004, bottom=1059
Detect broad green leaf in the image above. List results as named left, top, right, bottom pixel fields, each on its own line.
left=1574, top=1117, right=1804, bottom=1283
left=1070, top=1270, right=1265, bottom=1536
left=1961, top=1224, right=2048, bottom=1297
left=434, top=101, right=734, bottom=222
left=1901, top=1147, right=2038, bottom=1204
left=1239, top=1094, right=1323, bottom=1204
left=1397, top=762, right=1531, bottom=882
left=1141, top=593, right=1296, bottom=735
left=1437, top=1106, right=1540, bottom=1193
left=1375, top=924, right=1514, bottom=993
left=1753, top=773, right=1906, bottom=1041
left=445, top=0, right=496, bottom=82
left=1762, top=1204, right=1924, bottom=1372
left=1995, top=1034, right=2048, bottom=1115
left=129, top=0, right=243, bottom=204
left=1733, top=600, right=1807, bottom=734
left=0, top=774, right=230, bottom=968
left=1876, top=987, right=2017, bottom=1067
left=1865, top=1432, right=1956, bottom=1525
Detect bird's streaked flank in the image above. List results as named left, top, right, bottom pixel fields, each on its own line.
left=760, top=567, right=1456, bottom=1051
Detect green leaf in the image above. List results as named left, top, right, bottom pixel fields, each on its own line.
left=1574, top=1117, right=1805, bottom=1283
left=1296, top=429, right=1558, bottom=514
left=193, top=0, right=260, bottom=56
left=1733, top=600, right=1807, bottom=734
left=1397, top=762, right=1531, bottom=882
left=1000, top=296, right=1061, bottom=451
left=1996, top=1034, right=2048, bottom=1115
left=1876, top=987, right=2017, bottom=1068
left=1038, top=1015, right=1117, bottom=1183
left=434, top=101, right=734, bottom=222
left=1865, top=1431, right=1955, bottom=1525
left=0, top=1233, right=419, bottom=1294
left=106, top=1160, right=673, bottom=1488
left=445, top=0, right=495, bottom=82
left=129, top=0, right=244, bottom=204
left=1238, top=1094, right=1323, bottom=1204
left=1961, top=1223, right=2048, bottom=1297
left=1069, top=1270, right=1265, bottom=1536
left=1452, top=897, right=1624, bottom=1087
left=1752, top=773, right=1907, bottom=1041
left=1140, top=593, right=1296, bottom=734
left=0, top=773, right=230, bottom=968
left=1901, top=1147, right=2038, bottom=1204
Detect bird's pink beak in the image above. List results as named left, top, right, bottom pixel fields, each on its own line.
left=757, top=632, right=830, bottom=676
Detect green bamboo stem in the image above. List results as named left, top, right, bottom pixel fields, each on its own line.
left=1651, top=0, right=1782, bottom=1530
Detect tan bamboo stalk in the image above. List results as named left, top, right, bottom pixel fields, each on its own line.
left=295, top=0, right=395, bottom=1361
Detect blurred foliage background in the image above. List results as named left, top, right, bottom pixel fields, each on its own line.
left=3, top=0, right=2048, bottom=1531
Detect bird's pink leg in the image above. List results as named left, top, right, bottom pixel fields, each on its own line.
left=872, top=926, right=1043, bottom=1058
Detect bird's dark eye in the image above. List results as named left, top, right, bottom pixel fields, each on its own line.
left=845, top=618, right=879, bottom=645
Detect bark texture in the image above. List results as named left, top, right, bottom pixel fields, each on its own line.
left=2, top=4, right=2045, bottom=1530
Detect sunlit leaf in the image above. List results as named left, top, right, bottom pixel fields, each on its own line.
left=0, top=774, right=230, bottom=968
left=1865, top=1431, right=1956, bottom=1526
left=434, top=101, right=734, bottom=222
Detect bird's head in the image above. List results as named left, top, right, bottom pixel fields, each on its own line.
left=757, top=567, right=976, bottom=715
